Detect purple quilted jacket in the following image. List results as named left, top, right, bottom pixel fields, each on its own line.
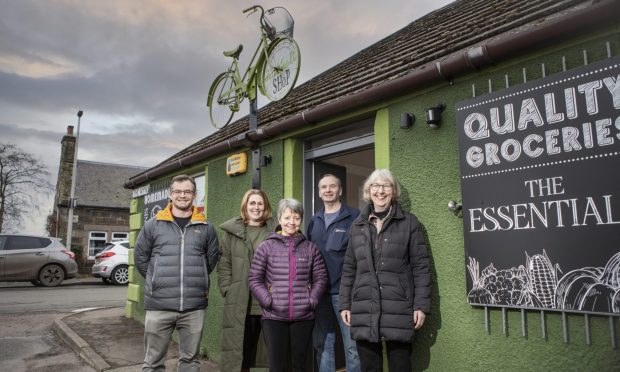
left=248, top=231, right=327, bottom=321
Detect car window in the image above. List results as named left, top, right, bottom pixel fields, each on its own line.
left=99, top=243, right=115, bottom=253
left=6, top=236, right=51, bottom=250
left=121, top=242, right=130, bottom=249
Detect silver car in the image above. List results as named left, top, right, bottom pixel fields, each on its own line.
left=92, top=240, right=129, bottom=285
left=0, top=233, right=78, bottom=287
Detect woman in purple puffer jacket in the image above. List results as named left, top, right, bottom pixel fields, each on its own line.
left=249, top=198, right=327, bottom=372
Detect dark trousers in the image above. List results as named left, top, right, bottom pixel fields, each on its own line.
left=242, top=315, right=262, bottom=369
left=262, top=319, right=314, bottom=372
left=356, top=339, right=412, bottom=372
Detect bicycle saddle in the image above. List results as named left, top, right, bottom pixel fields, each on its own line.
left=223, top=45, right=243, bottom=59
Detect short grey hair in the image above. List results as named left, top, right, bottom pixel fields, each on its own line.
left=318, top=173, right=342, bottom=188
left=362, top=169, right=401, bottom=203
left=277, top=198, right=304, bottom=220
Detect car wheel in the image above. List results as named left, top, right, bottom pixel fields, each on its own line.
left=111, top=265, right=129, bottom=285
left=38, top=264, right=65, bottom=287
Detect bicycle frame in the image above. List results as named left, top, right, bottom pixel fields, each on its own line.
left=220, top=6, right=274, bottom=104
left=208, top=5, right=300, bottom=128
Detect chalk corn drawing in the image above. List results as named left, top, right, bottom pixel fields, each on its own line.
left=525, top=250, right=561, bottom=308
left=467, top=251, right=620, bottom=313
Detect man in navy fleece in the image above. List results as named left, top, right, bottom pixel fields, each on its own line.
left=308, top=174, right=361, bottom=372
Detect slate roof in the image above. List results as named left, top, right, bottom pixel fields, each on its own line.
left=145, top=0, right=589, bottom=172
left=75, top=161, right=147, bottom=208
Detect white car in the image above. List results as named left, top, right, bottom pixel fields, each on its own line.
left=92, top=240, right=129, bottom=285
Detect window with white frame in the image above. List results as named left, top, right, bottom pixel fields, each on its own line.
left=88, top=231, right=107, bottom=258
left=111, top=232, right=128, bottom=242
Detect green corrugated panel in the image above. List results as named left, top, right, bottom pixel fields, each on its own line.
left=284, top=138, right=302, bottom=200
left=374, top=108, right=390, bottom=169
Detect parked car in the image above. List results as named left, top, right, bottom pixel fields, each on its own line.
left=92, top=240, right=129, bottom=285
left=0, top=233, right=78, bottom=287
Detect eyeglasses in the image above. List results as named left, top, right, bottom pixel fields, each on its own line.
left=370, top=183, right=393, bottom=191
left=171, top=190, right=195, bottom=196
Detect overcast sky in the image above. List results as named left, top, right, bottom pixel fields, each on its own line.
left=0, top=0, right=454, bottom=235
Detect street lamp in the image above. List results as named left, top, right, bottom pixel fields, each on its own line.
left=66, top=110, right=83, bottom=252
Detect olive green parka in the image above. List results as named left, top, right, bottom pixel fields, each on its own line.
left=217, top=216, right=274, bottom=370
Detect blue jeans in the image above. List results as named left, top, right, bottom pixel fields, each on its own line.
left=313, top=294, right=360, bottom=372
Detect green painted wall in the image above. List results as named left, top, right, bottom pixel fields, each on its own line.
left=387, top=30, right=620, bottom=371
left=125, top=26, right=620, bottom=370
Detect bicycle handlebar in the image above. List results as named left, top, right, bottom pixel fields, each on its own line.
left=242, top=5, right=264, bottom=16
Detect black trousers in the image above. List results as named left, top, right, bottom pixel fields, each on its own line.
left=261, top=319, right=314, bottom=372
left=356, top=339, right=412, bottom=372
left=242, top=315, right=262, bottom=369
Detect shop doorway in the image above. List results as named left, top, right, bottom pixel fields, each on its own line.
left=303, top=118, right=375, bottom=218
left=302, top=119, right=375, bottom=370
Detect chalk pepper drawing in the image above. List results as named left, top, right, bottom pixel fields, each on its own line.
left=467, top=251, right=620, bottom=313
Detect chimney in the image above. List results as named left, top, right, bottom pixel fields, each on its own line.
left=57, top=125, right=77, bottom=207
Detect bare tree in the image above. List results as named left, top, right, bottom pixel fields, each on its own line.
left=0, top=143, right=52, bottom=233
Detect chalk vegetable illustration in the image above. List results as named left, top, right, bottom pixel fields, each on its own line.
left=467, top=257, right=528, bottom=306
left=467, top=251, right=620, bottom=313
left=525, top=251, right=561, bottom=309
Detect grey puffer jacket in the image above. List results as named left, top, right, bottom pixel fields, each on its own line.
left=134, top=203, right=221, bottom=311
left=339, top=202, right=431, bottom=343
left=248, top=231, right=327, bottom=321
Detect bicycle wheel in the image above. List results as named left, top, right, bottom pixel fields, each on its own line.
left=259, top=37, right=301, bottom=102
left=207, top=72, right=237, bottom=129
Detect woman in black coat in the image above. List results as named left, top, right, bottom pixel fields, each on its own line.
left=339, top=169, right=431, bottom=372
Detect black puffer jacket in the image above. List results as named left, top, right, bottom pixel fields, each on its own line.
left=339, top=202, right=431, bottom=343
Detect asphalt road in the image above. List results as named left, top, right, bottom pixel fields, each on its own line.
left=0, top=277, right=128, bottom=371
left=0, top=277, right=128, bottom=313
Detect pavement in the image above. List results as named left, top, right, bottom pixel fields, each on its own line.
left=52, top=306, right=220, bottom=372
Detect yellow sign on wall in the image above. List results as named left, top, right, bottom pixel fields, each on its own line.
left=226, top=152, right=248, bottom=176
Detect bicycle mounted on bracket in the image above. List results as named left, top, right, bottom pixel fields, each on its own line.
left=207, top=5, right=301, bottom=129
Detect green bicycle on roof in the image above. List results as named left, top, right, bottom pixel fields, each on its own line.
left=207, top=5, right=301, bottom=129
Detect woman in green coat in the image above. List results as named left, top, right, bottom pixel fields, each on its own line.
left=218, top=189, right=275, bottom=372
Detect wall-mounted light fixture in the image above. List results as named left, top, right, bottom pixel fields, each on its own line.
left=425, top=103, right=445, bottom=129
left=400, top=112, right=415, bottom=129
left=261, top=154, right=272, bottom=167
left=447, top=200, right=462, bottom=217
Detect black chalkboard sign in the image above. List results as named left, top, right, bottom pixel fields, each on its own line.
left=456, top=56, right=620, bottom=315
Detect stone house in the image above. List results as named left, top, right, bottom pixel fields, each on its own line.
left=51, top=126, right=147, bottom=272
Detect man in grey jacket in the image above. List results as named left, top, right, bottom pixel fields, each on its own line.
left=134, top=174, right=220, bottom=372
